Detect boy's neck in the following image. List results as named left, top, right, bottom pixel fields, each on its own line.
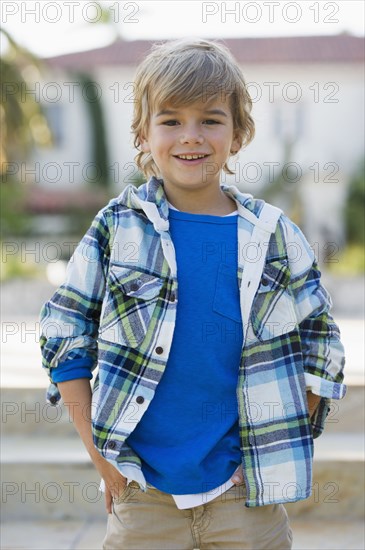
left=164, top=187, right=237, bottom=216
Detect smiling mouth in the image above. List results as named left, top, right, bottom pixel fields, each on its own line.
left=174, top=154, right=210, bottom=161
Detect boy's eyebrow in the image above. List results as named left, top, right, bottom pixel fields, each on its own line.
left=204, top=109, right=228, bottom=117
left=155, top=108, right=228, bottom=117
left=155, top=109, right=176, bottom=117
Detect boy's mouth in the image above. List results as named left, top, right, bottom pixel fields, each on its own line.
left=173, top=153, right=210, bottom=161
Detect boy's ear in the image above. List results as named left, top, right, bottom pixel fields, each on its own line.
left=231, top=131, right=242, bottom=154
left=139, top=133, right=151, bottom=153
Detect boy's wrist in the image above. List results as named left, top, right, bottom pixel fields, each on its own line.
left=87, top=445, right=106, bottom=467
left=306, top=390, right=321, bottom=418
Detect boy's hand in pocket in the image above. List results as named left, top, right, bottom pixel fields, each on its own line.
left=231, top=465, right=244, bottom=485
left=306, top=391, right=321, bottom=418
left=95, top=458, right=127, bottom=513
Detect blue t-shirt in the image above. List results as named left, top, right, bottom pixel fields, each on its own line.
left=126, top=207, right=243, bottom=494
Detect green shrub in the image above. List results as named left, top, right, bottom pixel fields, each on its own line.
left=345, top=158, right=365, bottom=245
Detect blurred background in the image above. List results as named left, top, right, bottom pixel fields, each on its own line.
left=1, top=1, right=364, bottom=549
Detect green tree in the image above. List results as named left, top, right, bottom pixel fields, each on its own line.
left=345, top=158, right=365, bottom=245
left=0, top=27, right=52, bottom=170
left=259, top=140, right=303, bottom=226
left=0, top=28, right=53, bottom=235
left=74, top=71, right=111, bottom=188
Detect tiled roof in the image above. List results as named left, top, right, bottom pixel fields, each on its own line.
left=42, top=34, right=364, bottom=69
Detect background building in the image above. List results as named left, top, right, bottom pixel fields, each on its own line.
left=24, top=34, right=364, bottom=251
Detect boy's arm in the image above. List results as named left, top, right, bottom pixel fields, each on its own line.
left=283, top=217, right=346, bottom=438
left=40, top=209, right=127, bottom=512
left=58, top=379, right=126, bottom=513
left=40, top=209, right=110, bottom=404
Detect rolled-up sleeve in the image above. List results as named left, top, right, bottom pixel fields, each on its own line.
left=40, top=209, right=110, bottom=404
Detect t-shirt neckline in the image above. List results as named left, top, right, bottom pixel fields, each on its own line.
left=167, top=201, right=237, bottom=217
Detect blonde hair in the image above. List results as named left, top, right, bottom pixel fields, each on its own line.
left=131, top=37, right=255, bottom=179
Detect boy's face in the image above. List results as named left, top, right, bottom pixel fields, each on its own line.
left=139, top=97, right=241, bottom=193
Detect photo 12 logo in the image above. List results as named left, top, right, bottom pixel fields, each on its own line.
left=201, top=2, right=340, bottom=24
left=1, top=1, right=140, bottom=24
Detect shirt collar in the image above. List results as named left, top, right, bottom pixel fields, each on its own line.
left=119, top=176, right=272, bottom=232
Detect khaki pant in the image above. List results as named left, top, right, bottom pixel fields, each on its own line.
left=102, top=481, right=293, bottom=550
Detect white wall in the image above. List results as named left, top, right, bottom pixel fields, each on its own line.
left=27, top=61, right=364, bottom=248
left=95, top=66, right=137, bottom=190
left=223, top=63, right=364, bottom=190
left=30, top=67, right=93, bottom=189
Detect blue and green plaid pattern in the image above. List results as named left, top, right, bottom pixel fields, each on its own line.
left=40, top=177, right=346, bottom=507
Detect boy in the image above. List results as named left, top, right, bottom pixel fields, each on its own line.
left=40, top=38, right=346, bottom=549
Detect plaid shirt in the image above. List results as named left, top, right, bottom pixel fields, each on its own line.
left=40, top=176, right=346, bottom=507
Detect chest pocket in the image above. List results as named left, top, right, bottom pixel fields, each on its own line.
left=213, top=262, right=242, bottom=324
left=250, top=259, right=297, bottom=341
left=99, top=265, right=164, bottom=347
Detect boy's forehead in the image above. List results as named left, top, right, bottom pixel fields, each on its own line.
left=153, top=96, right=232, bottom=115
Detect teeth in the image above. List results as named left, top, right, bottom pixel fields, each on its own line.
left=177, top=154, right=207, bottom=160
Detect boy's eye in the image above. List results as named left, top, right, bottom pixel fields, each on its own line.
left=161, top=119, right=220, bottom=127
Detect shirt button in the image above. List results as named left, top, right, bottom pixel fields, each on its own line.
left=155, top=346, right=164, bottom=354
left=130, top=283, right=139, bottom=291
left=107, top=441, right=117, bottom=450
left=261, top=278, right=269, bottom=287
left=170, top=294, right=176, bottom=302
left=136, top=396, right=144, bottom=404
left=49, top=396, right=58, bottom=405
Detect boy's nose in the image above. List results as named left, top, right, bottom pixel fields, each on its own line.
left=179, top=126, right=204, bottom=144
